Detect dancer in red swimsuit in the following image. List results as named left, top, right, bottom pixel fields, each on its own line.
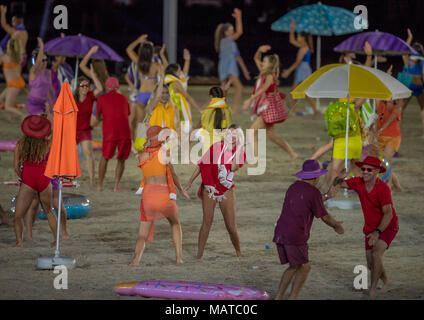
left=13, top=115, right=58, bottom=247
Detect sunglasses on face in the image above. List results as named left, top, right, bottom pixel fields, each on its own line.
left=79, top=83, right=89, bottom=88
left=361, top=167, right=377, bottom=173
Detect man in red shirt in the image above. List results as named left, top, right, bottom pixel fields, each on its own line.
left=96, top=77, right=131, bottom=192
left=334, top=156, right=399, bottom=298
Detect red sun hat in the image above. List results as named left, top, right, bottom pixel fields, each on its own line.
left=355, top=156, right=386, bottom=173
left=21, top=115, right=51, bottom=139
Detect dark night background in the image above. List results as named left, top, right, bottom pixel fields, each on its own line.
left=3, top=0, right=424, bottom=85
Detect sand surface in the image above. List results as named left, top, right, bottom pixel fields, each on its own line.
left=0, top=84, right=423, bottom=300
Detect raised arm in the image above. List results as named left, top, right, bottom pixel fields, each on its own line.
left=52, top=33, right=66, bottom=72
left=402, top=28, right=413, bottom=66
left=80, top=45, right=99, bottom=79
left=182, top=48, right=190, bottom=75
left=377, top=103, right=402, bottom=135
left=126, top=34, right=148, bottom=65
left=289, top=20, right=301, bottom=48
left=90, top=63, right=103, bottom=97
left=363, top=41, right=373, bottom=67
left=160, top=44, right=169, bottom=70
left=231, top=8, right=243, bottom=41
left=0, top=5, right=15, bottom=35
left=29, top=37, right=45, bottom=81
left=254, top=45, right=271, bottom=71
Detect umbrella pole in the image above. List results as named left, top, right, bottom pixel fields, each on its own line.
left=72, top=58, right=80, bottom=92
left=316, top=36, right=321, bottom=112
left=54, top=178, right=62, bottom=258
left=372, top=55, right=378, bottom=112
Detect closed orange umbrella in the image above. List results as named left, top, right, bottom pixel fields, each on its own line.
left=40, top=81, right=80, bottom=267
left=45, top=81, right=81, bottom=179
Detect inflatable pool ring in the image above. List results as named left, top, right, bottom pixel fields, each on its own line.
left=114, top=280, right=269, bottom=300
left=10, top=193, right=90, bottom=220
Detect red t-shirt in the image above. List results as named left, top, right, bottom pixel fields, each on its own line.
left=273, top=181, right=328, bottom=245
left=76, top=91, right=96, bottom=131
left=346, top=177, right=398, bottom=234
left=97, top=90, right=131, bottom=141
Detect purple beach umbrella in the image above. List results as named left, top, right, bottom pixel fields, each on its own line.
left=44, top=34, right=123, bottom=62
left=334, top=31, right=419, bottom=56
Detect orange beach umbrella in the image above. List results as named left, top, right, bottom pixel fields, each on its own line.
left=45, top=81, right=81, bottom=179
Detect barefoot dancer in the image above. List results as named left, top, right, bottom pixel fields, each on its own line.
left=74, top=66, right=103, bottom=188
left=26, top=38, right=54, bottom=116
left=242, top=45, right=298, bottom=159
left=185, top=124, right=246, bottom=259
left=215, top=8, right=249, bottom=114
left=96, top=78, right=132, bottom=192
left=126, top=34, right=160, bottom=139
left=13, top=115, right=58, bottom=247
left=373, top=99, right=403, bottom=192
left=334, top=156, right=399, bottom=298
left=130, top=126, right=189, bottom=266
left=0, top=36, right=25, bottom=119
left=281, top=20, right=317, bottom=117
left=274, top=160, right=344, bottom=300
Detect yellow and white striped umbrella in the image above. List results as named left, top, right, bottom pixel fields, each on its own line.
left=291, top=63, right=411, bottom=100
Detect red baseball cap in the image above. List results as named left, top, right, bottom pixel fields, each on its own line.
left=105, top=77, right=119, bottom=90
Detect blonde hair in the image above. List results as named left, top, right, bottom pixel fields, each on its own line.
left=17, top=135, right=48, bottom=163
left=260, top=54, right=280, bottom=84
left=7, top=38, right=22, bottom=64
left=214, top=23, right=232, bottom=52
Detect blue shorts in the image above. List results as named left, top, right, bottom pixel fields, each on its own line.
left=294, top=62, right=312, bottom=85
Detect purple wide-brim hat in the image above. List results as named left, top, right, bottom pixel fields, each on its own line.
left=295, top=160, right=328, bottom=180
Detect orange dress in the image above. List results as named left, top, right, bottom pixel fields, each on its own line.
left=138, top=148, right=177, bottom=242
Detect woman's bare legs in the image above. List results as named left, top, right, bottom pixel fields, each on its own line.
left=166, top=213, right=183, bottom=264
left=197, top=188, right=217, bottom=259
left=14, top=184, right=37, bottom=247
left=311, top=139, right=333, bottom=160
left=129, top=221, right=153, bottom=266
left=25, top=197, right=39, bottom=242
left=4, top=87, right=25, bottom=120
left=80, top=140, right=95, bottom=188
left=38, top=185, right=59, bottom=247
left=266, top=125, right=299, bottom=159
left=383, top=146, right=402, bottom=192
left=229, top=75, right=243, bottom=115
left=219, top=189, right=242, bottom=257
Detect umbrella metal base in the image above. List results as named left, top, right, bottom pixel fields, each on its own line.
left=326, top=199, right=361, bottom=210
left=37, top=256, right=76, bottom=270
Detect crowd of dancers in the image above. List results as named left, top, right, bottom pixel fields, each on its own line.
left=0, top=5, right=421, bottom=299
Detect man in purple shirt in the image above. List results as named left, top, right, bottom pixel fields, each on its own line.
left=273, top=160, right=344, bottom=300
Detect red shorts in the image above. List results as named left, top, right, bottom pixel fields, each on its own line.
left=276, top=243, right=309, bottom=267
left=102, top=139, right=131, bottom=160
left=76, top=129, right=93, bottom=144
left=365, top=223, right=399, bottom=250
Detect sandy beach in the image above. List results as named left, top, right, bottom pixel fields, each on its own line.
left=0, top=84, right=423, bottom=300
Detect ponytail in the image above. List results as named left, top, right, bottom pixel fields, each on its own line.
left=214, top=23, right=232, bottom=53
